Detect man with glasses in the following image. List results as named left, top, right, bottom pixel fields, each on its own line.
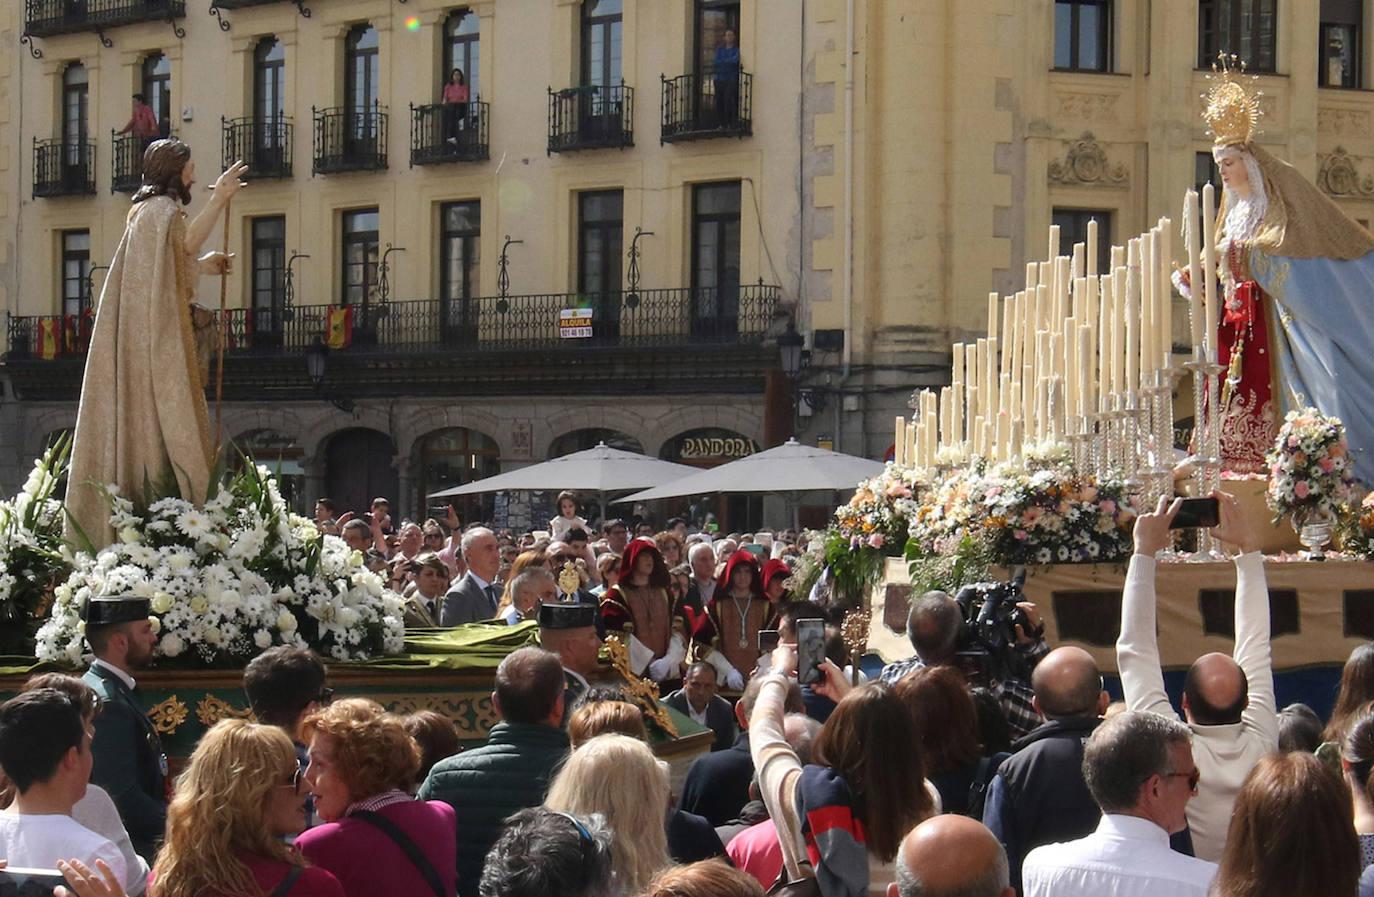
left=602, top=519, right=630, bottom=556
left=243, top=646, right=332, bottom=829
left=82, top=596, right=166, bottom=863
left=1022, top=711, right=1216, bottom=897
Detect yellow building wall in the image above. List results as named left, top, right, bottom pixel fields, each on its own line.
left=2, top=0, right=804, bottom=320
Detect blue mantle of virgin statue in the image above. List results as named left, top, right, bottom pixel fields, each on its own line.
left=1251, top=247, right=1374, bottom=485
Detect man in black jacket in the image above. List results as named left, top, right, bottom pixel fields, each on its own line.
left=81, top=596, right=166, bottom=864
left=678, top=673, right=803, bottom=826
left=981, top=646, right=1108, bottom=894
left=419, top=647, right=570, bottom=897
left=664, top=662, right=736, bottom=752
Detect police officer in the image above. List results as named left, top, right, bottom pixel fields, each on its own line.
left=538, top=599, right=602, bottom=717
left=81, top=596, right=167, bottom=862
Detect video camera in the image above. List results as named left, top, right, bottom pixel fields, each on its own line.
left=952, top=567, right=1038, bottom=687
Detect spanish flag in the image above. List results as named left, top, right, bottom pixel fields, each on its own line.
left=61, top=315, right=78, bottom=354
left=37, top=318, right=61, bottom=360
left=326, top=305, right=353, bottom=350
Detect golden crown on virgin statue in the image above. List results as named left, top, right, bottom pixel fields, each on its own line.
left=1203, top=52, right=1263, bottom=148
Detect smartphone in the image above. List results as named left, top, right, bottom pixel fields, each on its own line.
left=796, top=619, right=826, bottom=686
left=1169, top=496, right=1220, bottom=529
left=0, top=867, right=67, bottom=897
left=758, top=629, right=781, bottom=653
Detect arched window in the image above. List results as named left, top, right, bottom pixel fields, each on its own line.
left=141, top=53, right=172, bottom=136
left=254, top=37, right=285, bottom=125
left=345, top=25, right=380, bottom=112
left=416, top=427, right=500, bottom=523
left=444, top=10, right=480, bottom=99
left=548, top=428, right=643, bottom=457
left=62, top=63, right=88, bottom=148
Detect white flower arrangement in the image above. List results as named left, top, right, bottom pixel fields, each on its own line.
left=36, top=462, right=405, bottom=667
left=0, top=437, right=71, bottom=654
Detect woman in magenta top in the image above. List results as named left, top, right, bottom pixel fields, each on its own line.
left=296, top=700, right=458, bottom=897
left=151, top=719, right=344, bottom=897
left=441, top=69, right=469, bottom=143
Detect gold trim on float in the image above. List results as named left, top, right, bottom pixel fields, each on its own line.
left=196, top=694, right=256, bottom=727
left=604, top=635, right=678, bottom=738
left=147, top=695, right=189, bottom=735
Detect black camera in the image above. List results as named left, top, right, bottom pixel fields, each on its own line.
left=953, top=568, right=1036, bottom=686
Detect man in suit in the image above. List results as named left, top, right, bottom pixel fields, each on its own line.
left=665, top=661, right=736, bottom=752
left=539, top=597, right=601, bottom=715
left=683, top=542, right=718, bottom=614
left=81, top=595, right=167, bottom=862
left=441, top=526, right=503, bottom=625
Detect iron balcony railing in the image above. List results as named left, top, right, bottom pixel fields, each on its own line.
left=410, top=101, right=490, bottom=166
left=223, top=116, right=293, bottom=179
left=548, top=83, right=634, bottom=153
left=211, top=0, right=288, bottom=7
left=25, top=0, right=186, bottom=37
left=312, top=105, right=388, bottom=175
left=5, top=312, right=94, bottom=359
left=33, top=139, right=97, bottom=198
left=8, top=285, right=780, bottom=361
left=661, top=67, right=753, bottom=143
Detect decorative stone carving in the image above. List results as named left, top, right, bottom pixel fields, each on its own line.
left=1048, top=132, right=1128, bottom=187
left=1055, top=92, right=1119, bottom=123
left=1317, top=147, right=1374, bottom=197
left=1318, top=108, right=1373, bottom=138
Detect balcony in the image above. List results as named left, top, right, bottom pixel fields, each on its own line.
left=33, top=139, right=96, bottom=198
left=312, top=106, right=388, bottom=175
left=5, top=285, right=783, bottom=398
left=110, top=131, right=145, bottom=193
left=25, top=0, right=186, bottom=38
left=410, top=101, right=490, bottom=166
left=223, top=116, right=293, bottom=179
left=548, top=84, right=634, bottom=153
left=661, top=68, right=752, bottom=143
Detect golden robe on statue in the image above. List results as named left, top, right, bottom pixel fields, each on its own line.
left=66, top=195, right=213, bottom=548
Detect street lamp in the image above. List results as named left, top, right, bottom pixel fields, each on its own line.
left=778, top=319, right=805, bottom=380
left=306, top=337, right=328, bottom=389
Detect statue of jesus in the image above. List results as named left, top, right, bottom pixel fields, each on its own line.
left=66, top=139, right=246, bottom=548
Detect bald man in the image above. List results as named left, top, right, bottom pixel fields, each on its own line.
left=982, top=646, right=1108, bottom=893
left=1116, top=493, right=1277, bottom=862
left=892, top=815, right=1013, bottom=897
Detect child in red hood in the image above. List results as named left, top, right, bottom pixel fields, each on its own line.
left=690, top=550, right=771, bottom=690
left=599, top=538, right=689, bottom=682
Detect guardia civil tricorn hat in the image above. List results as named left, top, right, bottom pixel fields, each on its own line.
left=80, top=596, right=152, bottom=626
left=538, top=601, right=598, bottom=630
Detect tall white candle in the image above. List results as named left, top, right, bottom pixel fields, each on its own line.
left=1202, top=183, right=1219, bottom=360
left=895, top=416, right=907, bottom=464
left=1098, top=275, right=1112, bottom=408
left=1125, top=240, right=1141, bottom=395
left=940, top=387, right=952, bottom=448
left=1026, top=262, right=1038, bottom=292
left=951, top=381, right=964, bottom=447
left=988, top=293, right=999, bottom=342
left=1048, top=224, right=1061, bottom=262
left=1159, top=216, right=1173, bottom=368
left=1001, top=301, right=1016, bottom=378
left=965, top=343, right=980, bottom=429
left=1111, top=266, right=1127, bottom=395
left=1140, top=231, right=1156, bottom=376
left=952, top=343, right=965, bottom=386
left=1185, top=191, right=1204, bottom=353
left=1087, top=218, right=1099, bottom=277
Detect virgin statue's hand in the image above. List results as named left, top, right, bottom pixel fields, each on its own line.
left=198, top=251, right=235, bottom=275
left=212, top=161, right=248, bottom=201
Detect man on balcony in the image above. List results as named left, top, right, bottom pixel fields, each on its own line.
left=118, top=94, right=161, bottom=152
left=713, top=30, right=741, bottom=126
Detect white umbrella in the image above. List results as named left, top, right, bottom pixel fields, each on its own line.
left=617, top=438, right=884, bottom=527
left=428, top=443, right=698, bottom=522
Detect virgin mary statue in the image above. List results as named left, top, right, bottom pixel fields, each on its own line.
left=1183, top=57, right=1374, bottom=484
left=66, top=140, right=245, bottom=548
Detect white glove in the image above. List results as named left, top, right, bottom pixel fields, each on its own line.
left=627, top=635, right=655, bottom=676
left=648, top=655, right=678, bottom=682
left=663, top=633, right=687, bottom=666
left=725, top=668, right=745, bottom=691
left=1170, top=267, right=1192, bottom=300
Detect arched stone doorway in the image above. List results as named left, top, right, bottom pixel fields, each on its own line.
left=414, top=427, right=501, bottom=526
left=547, top=428, right=644, bottom=458
left=657, top=428, right=761, bottom=533
left=324, top=428, right=399, bottom=519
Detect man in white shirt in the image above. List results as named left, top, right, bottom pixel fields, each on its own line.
left=1116, top=493, right=1278, bottom=861
left=664, top=662, right=737, bottom=751
left=0, top=689, right=128, bottom=884
left=1022, top=711, right=1215, bottom=897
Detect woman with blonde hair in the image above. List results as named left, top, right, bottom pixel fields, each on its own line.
left=544, top=733, right=671, bottom=893
left=296, top=701, right=456, bottom=897
left=151, top=719, right=343, bottom=897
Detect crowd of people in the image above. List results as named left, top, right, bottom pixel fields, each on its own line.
left=5, top=490, right=1374, bottom=896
